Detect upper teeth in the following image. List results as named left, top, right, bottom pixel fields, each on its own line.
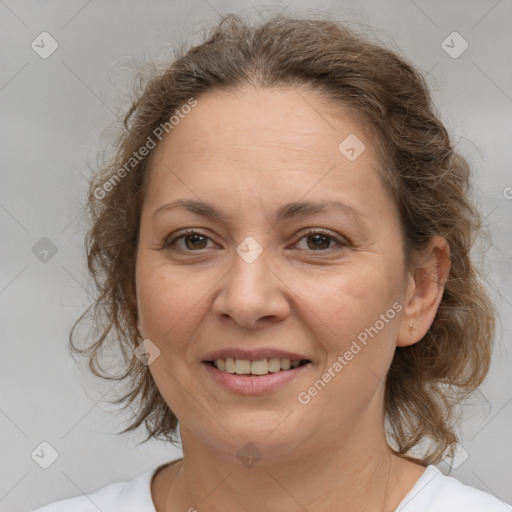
left=213, top=358, right=302, bottom=375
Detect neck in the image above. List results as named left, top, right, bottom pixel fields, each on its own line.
left=158, top=422, right=421, bottom=512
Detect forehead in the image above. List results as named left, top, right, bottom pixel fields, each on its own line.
left=143, top=86, right=393, bottom=223
left=155, top=86, right=374, bottom=162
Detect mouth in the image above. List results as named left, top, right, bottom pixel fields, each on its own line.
left=201, top=349, right=313, bottom=394
left=206, top=357, right=311, bottom=376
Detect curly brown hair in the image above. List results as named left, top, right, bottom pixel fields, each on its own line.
left=69, top=12, right=496, bottom=464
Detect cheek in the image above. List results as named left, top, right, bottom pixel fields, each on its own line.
left=294, top=267, right=401, bottom=426
left=296, top=261, right=401, bottom=356
left=135, top=257, right=209, bottom=348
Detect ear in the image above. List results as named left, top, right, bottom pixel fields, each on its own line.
left=396, top=235, right=451, bottom=347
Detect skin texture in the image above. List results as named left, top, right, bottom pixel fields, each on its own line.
left=135, top=86, right=451, bottom=512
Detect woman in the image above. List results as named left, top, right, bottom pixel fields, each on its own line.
left=33, top=12, right=511, bottom=512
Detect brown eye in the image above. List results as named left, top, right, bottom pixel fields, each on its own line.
left=293, top=229, right=346, bottom=252
left=182, top=233, right=209, bottom=250
left=163, top=230, right=214, bottom=251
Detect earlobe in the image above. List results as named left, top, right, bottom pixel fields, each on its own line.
left=396, top=236, right=451, bottom=347
left=136, top=315, right=144, bottom=340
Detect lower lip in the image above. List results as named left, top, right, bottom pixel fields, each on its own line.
left=203, top=362, right=310, bottom=395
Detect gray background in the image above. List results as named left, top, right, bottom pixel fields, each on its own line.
left=1, top=0, right=511, bottom=510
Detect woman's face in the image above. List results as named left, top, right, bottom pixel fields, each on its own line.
left=136, top=86, right=413, bottom=461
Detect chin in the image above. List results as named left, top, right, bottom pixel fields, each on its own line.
left=196, top=413, right=314, bottom=465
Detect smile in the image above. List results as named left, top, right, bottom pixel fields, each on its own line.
left=210, top=357, right=310, bottom=376
left=203, top=357, right=312, bottom=395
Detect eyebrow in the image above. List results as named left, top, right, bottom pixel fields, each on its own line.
left=152, top=198, right=367, bottom=225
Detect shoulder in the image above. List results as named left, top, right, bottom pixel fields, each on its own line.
left=397, top=465, right=512, bottom=512
left=31, top=468, right=157, bottom=512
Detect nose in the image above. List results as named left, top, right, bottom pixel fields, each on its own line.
left=211, top=247, right=291, bottom=330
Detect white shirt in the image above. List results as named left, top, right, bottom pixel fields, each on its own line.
left=32, top=463, right=511, bottom=511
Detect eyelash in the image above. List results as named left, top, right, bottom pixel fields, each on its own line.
left=162, top=228, right=347, bottom=253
